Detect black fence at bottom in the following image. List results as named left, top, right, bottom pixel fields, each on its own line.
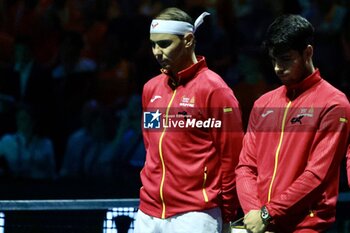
left=0, top=196, right=349, bottom=233
left=0, top=199, right=139, bottom=233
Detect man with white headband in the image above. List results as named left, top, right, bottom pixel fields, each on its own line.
left=135, top=7, right=244, bottom=233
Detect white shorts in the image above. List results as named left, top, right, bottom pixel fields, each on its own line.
left=134, top=207, right=222, bottom=233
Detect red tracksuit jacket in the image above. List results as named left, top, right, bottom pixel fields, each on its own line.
left=236, top=69, right=350, bottom=232
left=140, top=56, right=244, bottom=223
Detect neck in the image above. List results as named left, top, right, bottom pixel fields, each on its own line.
left=172, top=52, right=197, bottom=76
left=306, top=58, right=315, bottom=76
left=191, top=53, right=198, bottom=64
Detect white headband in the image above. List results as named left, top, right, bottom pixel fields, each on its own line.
left=150, top=12, right=210, bottom=35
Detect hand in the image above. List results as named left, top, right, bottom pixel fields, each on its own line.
left=243, top=210, right=266, bottom=233
left=222, top=223, right=231, bottom=233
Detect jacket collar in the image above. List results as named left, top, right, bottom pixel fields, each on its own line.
left=285, top=69, right=322, bottom=100
left=162, top=56, right=207, bottom=89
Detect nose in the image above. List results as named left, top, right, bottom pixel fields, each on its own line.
left=274, top=62, right=284, bottom=74
left=153, top=44, right=162, bottom=56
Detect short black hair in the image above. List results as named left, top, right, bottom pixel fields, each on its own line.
left=262, top=14, right=314, bottom=55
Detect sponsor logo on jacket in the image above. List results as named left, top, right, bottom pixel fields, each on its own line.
left=179, top=96, right=195, bottom=107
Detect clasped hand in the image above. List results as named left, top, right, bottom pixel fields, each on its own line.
left=243, top=210, right=266, bottom=233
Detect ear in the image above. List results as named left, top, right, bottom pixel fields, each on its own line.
left=183, top=33, right=195, bottom=48
left=303, top=45, right=313, bottom=60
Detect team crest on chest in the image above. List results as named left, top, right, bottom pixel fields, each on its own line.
left=179, top=96, right=195, bottom=107
left=297, top=107, right=314, bottom=118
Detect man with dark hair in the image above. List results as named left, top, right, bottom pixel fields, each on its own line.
left=236, top=14, right=350, bottom=233
left=135, top=7, right=244, bottom=233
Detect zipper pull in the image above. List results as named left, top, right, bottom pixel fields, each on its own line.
left=309, top=210, right=314, bottom=217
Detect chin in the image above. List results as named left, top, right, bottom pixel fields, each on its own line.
left=164, top=66, right=174, bottom=72
left=279, top=77, right=291, bottom=85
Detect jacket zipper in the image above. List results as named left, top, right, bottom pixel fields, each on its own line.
left=202, top=166, right=209, bottom=202
left=309, top=210, right=315, bottom=217
left=267, top=101, right=292, bottom=202
left=158, top=89, right=177, bottom=219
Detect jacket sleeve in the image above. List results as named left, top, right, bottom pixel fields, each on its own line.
left=208, top=88, right=244, bottom=223
left=141, top=85, right=150, bottom=150
left=347, top=144, right=350, bottom=188
left=235, top=103, right=262, bottom=213
left=266, top=103, right=350, bottom=218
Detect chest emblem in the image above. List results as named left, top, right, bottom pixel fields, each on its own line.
left=179, top=96, right=195, bottom=107
left=296, top=107, right=314, bottom=118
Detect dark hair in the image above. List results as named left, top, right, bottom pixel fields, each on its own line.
left=262, top=14, right=314, bottom=55
left=156, top=7, right=194, bottom=25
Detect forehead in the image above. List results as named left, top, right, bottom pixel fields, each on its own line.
left=150, top=33, right=180, bottom=41
left=268, top=49, right=300, bottom=58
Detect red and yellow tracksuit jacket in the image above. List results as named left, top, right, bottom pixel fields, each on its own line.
left=140, top=56, right=244, bottom=223
left=236, top=69, right=350, bottom=232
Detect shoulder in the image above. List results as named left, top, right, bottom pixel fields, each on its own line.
left=254, top=86, right=284, bottom=106
left=318, top=79, right=349, bottom=104
left=142, top=74, right=167, bottom=104
left=198, top=69, right=228, bottom=89
left=190, top=69, right=233, bottom=101
left=143, top=73, right=164, bottom=91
